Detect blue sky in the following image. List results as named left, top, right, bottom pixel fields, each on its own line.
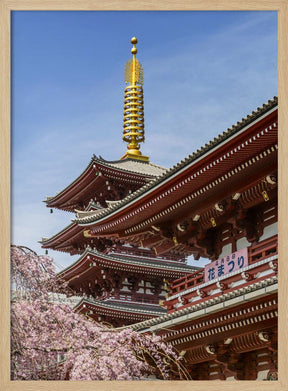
left=11, top=11, right=278, bottom=269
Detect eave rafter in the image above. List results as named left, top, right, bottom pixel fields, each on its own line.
left=77, top=111, right=277, bottom=239
left=162, top=293, right=277, bottom=352
left=180, top=329, right=277, bottom=374
left=43, top=103, right=277, bottom=263
left=45, top=163, right=277, bottom=260
left=122, top=147, right=277, bottom=236
left=182, top=326, right=277, bottom=380
left=83, top=167, right=277, bottom=260
left=58, top=248, right=197, bottom=286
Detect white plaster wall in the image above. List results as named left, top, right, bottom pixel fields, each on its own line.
left=236, top=236, right=250, bottom=251
left=225, top=369, right=269, bottom=380
left=259, top=222, right=278, bottom=241
left=120, top=285, right=130, bottom=292
left=218, top=243, right=232, bottom=258
left=257, top=370, right=269, bottom=380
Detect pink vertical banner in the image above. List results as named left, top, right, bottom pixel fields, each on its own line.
left=204, top=247, right=248, bottom=282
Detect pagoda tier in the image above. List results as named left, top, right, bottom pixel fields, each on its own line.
left=129, top=235, right=278, bottom=380
left=58, top=248, right=198, bottom=285
left=41, top=220, right=185, bottom=261
left=56, top=248, right=198, bottom=326
left=44, top=155, right=166, bottom=212
left=41, top=222, right=84, bottom=255
left=74, top=98, right=278, bottom=261
left=74, top=297, right=166, bottom=327
left=41, top=200, right=186, bottom=260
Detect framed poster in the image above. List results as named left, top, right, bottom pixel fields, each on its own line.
left=1, top=1, right=287, bottom=390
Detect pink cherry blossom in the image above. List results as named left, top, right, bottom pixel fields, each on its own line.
left=11, top=245, right=189, bottom=380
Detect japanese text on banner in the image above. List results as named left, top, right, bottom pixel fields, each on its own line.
left=204, top=247, right=248, bottom=282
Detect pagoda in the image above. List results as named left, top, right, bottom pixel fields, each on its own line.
left=41, top=37, right=198, bottom=327
left=42, top=36, right=278, bottom=379
left=73, top=92, right=278, bottom=380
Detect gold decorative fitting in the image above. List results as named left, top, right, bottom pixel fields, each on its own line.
left=84, top=229, right=92, bottom=238
left=121, top=37, right=149, bottom=162
left=211, top=217, right=217, bottom=227
left=262, top=190, right=270, bottom=201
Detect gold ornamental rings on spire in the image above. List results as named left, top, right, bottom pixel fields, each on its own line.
left=121, top=37, right=149, bottom=162
left=124, top=37, right=143, bottom=86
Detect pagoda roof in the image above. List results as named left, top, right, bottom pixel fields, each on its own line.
left=41, top=200, right=104, bottom=252
left=44, top=155, right=166, bottom=211
left=73, top=97, right=278, bottom=228
left=75, top=297, right=166, bottom=316
left=95, top=156, right=167, bottom=177
left=40, top=222, right=84, bottom=254
left=58, top=247, right=199, bottom=281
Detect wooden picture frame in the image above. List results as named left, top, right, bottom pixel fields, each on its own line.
left=1, top=1, right=287, bottom=390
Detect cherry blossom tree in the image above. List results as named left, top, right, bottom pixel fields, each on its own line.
left=11, top=246, right=189, bottom=380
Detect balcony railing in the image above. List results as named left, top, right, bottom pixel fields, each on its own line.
left=248, top=235, right=277, bottom=263
left=169, top=235, right=277, bottom=296
left=170, top=270, right=204, bottom=295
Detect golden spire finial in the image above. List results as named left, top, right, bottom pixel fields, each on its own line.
left=121, top=37, right=149, bottom=162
